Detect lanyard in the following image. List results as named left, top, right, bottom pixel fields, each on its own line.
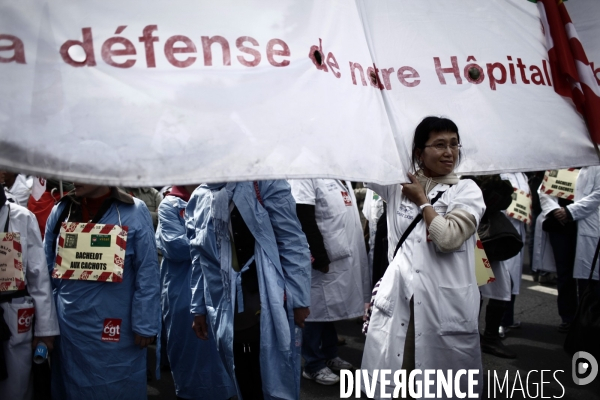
left=337, top=180, right=349, bottom=192
left=2, top=204, right=9, bottom=233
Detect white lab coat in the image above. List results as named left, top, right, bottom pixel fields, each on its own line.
left=290, top=179, right=370, bottom=321
left=362, top=189, right=384, bottom=274
left=531, top=192, right=559, bottom=273
left=567, top=166, right=600, bottom=280
left=480, top=173, right=529, bottom=300
left=500, top=173, right=528, bottom=295
left=361, top=180, right=485, bottom=398
left=479, top=260, right=512, bottom=301
left=365, top=181, right=407, bottom=264
left=0, top=201, right=60, bottom=400
left=5, top=175, right=33, bottom=207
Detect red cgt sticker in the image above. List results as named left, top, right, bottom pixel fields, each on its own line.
left=17, top=308, right=34, bottom=334
left=341, top=191, right=352, bottom=206
left=102, top=318, right=122, bottom=342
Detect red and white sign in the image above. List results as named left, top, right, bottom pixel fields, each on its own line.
left=341, top=191, right=352, bottom=206
left=101, top=318, right=122, bottom=342
left=0, top=232, right=26, bottom=292
left=506, top=188, right=533, bottom=225
left=17, top=308, right=34, bottom=334
left=52, top=222, right=128, bottom=283
left=540, top=168, right=579, bottom=200
left=474, top=235, right=495, bottom=287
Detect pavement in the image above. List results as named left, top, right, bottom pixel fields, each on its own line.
left=148, top=270, right=600, bottom=399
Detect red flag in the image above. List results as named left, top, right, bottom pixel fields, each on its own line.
left=538, top=0, right=600, bottom=143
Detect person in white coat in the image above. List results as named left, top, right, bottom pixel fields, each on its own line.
left=468, top=174, right=517, bottom=359
left=554, top=166, right=600, bottom=291
left=0, top=186, right=60, bottom=400
left=0, top=172, right=33, bottom=207
left=497, top=173, right=529, bottom=334
left=290, top=179, right=370, bottom=386
left=535, top=190, right=578, bottom=332
left=362, top=117, right=485, bottom=399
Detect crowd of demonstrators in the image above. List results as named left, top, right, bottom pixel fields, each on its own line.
left=290, top=179, right=370, bottom=385
left=1, top=118, right=600, bottom=400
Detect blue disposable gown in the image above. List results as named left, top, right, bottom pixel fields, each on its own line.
left=186, top=181, right=311, bottom=400
left=156, top=195, right=235, bottom=399
left=44, top=197, right=161, bottom=400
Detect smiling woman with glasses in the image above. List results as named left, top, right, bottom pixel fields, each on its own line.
left=362, top=116, right=486, bottom=398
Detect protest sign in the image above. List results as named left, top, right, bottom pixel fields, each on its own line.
left=52, top=222, right=127, bottom=282
left=540, top=168, right=580, bottom=200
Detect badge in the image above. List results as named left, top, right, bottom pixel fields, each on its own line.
left=101, top=318, right=122, bottom=342
left=0, top=232, right=25, bottom=292
left=397, top=204, right=415, bottom=220
left=506, top=188, right=532, bottom=224
left=52, top=223, right=127, bottom=283
left=17, top=308, right=34, bottom=333
left=341, top=191, right=352, bottom=206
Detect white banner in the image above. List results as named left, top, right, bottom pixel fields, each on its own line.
left=0, top=0, right=597, bottom=186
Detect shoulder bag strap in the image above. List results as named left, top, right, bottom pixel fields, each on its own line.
left=253, top=181, right=264, bottom=206
left=392, top=189, right=448, bottom=258
left=2, top=204, right=10, bottom=233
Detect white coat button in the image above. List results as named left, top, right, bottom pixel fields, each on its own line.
left=418, top=301, right=422, bottom=305
left=401, top=323, right=405, bottom=326
left=415, top=269, right=420, bottom=273
left=417, top=239, right=421, bottom=243
left=418, top=333, right=422, bottom=337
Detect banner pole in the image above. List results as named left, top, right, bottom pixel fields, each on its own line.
left=59, top=180, right=64, bottom=197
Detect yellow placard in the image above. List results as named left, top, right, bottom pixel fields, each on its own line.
left=0, top=232, right=25, bottom=291
left=52, top=222, right=127, bottom=282
left=474, top=234, right=495, bottom=286
left=506, top=188, right=532, bottom=224
left=540, top=169, right=579, bottom=200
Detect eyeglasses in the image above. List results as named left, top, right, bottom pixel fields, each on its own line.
left=424, top=143, right=462, bottom=151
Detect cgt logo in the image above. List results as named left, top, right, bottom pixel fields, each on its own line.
left=17, top=308, right=34, bottom=333
left=341, top=191, right=352, bottom=206
left=572, top=352, right=598, bottom=386
left=101, top=318, right=122, bottom=342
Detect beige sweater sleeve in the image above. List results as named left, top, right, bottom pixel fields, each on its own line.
left=427, top=209, right=477, bottom=252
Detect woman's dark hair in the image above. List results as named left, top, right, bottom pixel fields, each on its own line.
left=411, top=116, right=462, bottom=172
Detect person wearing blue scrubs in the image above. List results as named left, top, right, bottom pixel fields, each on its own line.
left=186, top=181, right=311, bottom=400
left=156, top=185, right=235, bottom=400
left=44, top=184, right=160, bottom=400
